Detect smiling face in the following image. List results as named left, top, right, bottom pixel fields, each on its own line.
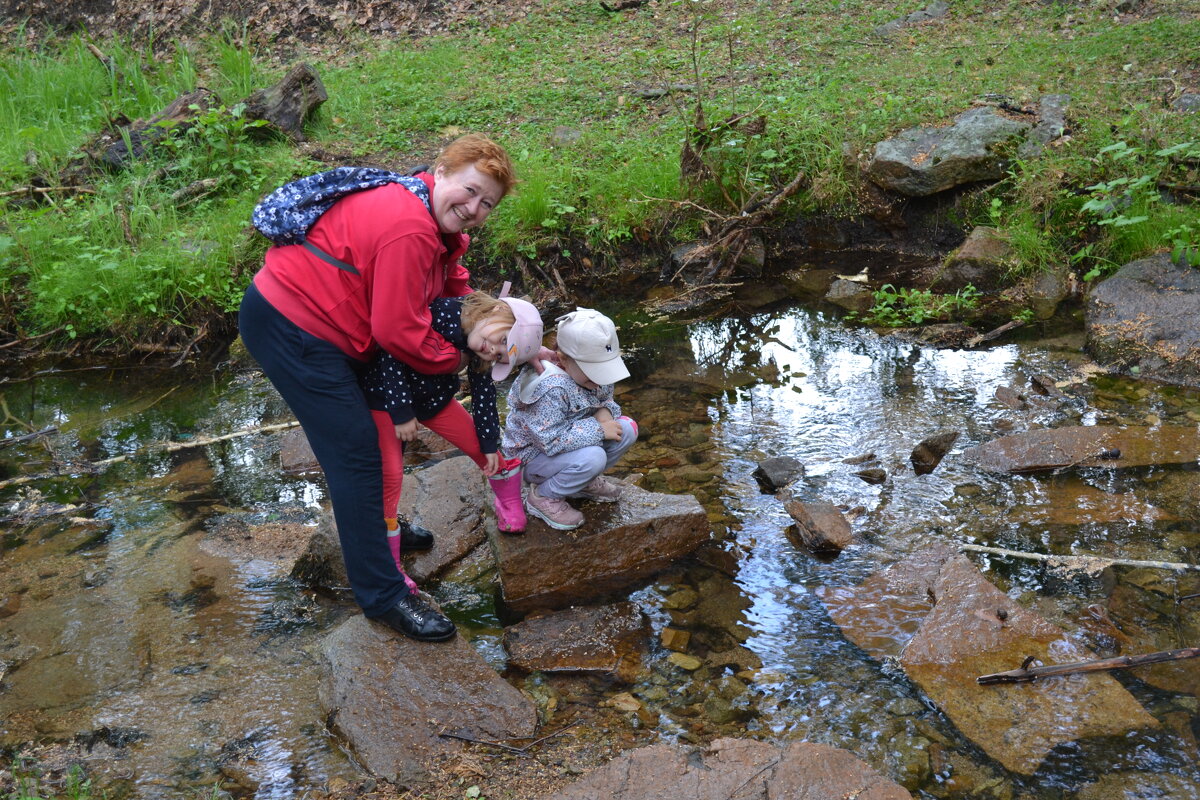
left=466, top=312, right=512, bottom=364
left=431, top=163, right=504, bottom=235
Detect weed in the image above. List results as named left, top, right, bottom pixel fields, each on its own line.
left=852, top=284, right=981, bottom=327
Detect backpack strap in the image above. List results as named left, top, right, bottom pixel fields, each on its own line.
left=302, top=241, right=360, bottom=275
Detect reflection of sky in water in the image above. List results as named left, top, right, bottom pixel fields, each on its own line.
left=683, top=307, right=1200, bottom=786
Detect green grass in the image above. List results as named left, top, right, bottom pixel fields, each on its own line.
left=1, top=0, right=1199, bottom=344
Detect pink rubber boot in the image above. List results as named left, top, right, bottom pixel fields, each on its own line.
left=386, top=519, right=420, bottom=594
left=489, top=463, right=527, bottom=534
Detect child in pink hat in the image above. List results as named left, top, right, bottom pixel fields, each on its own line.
left=361, top=287, right=543, bottom=586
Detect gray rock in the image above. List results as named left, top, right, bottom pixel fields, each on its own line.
left=1019, top=94, right=1071, bottom=158
left=1173, top=93, right=1200, bottom=113
left=752, top=455, right=804, bottom=492
left=319, top=615, right=537, bottom=787
left=867, top=107, right=1031, bottom=197
left=1086, top=253, right=1200, bottom=386
left=279, top=427, right=320, bottom=474
left=290, top=456, right=490, bottom=590
left=930, top=226, right=1014, bottom=292
left=826, top=278, right=873, bottom=313
left=491, top=482, right=709, bottom=614
left=872, top=0, right=950, bottom=37
left=539, top=738, right=911, bottom=800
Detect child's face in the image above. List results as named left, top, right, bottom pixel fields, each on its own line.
left=467, top=312, right=511, bottom=365
left=559, top=352, right=598, bottom=390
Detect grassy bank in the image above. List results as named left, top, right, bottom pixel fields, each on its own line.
left=1, top=0, right=1198, bottom=348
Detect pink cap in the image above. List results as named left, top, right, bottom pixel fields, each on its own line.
left=492, top=284, right=544, bottom=380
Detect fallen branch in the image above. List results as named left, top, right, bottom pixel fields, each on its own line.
left=965, top=319, right=1024, bottom=348
left=600, top=0, right=648, bottom=10
left=959, top=542, right=1200, bottom=573
left=437, top=732, right=530, bottom=757
left=0, top=426, right=58, bottom=449
left=0, top=186, right=96, bottom=199
left=978, top=647, right=1200, bottom=685
left=0, top=420, right=301, bottom=491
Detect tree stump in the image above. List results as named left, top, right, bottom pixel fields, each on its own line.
left=239, top=63, right=327, bottom=141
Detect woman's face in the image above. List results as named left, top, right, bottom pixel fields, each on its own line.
left=466, top=313, right=511, bottom=363
left=431, top=163, right=503, bottom=234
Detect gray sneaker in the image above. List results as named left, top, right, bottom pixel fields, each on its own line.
left=571, top=475, right=625, bottom=502
left=526, top=484, right=584, bottom=530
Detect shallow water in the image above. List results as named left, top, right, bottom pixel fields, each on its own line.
left=2, top=303, right=1198, bottom=798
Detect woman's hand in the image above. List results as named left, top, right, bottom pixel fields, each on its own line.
left=394, top=420, right=418, bottom=442
left=481, top=452, right=500, bottom=476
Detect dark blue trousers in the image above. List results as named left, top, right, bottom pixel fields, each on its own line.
left=239, top=283, right=405, bottom=617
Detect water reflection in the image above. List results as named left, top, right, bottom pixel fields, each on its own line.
left=1, top=303, right=1199, bottom=798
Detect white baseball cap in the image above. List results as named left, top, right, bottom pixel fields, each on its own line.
left=555, top=307, right=630, bottom=385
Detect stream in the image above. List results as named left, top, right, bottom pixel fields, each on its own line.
left=1, top=300, right=1198, bottom=799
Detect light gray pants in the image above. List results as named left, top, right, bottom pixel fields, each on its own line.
left=524, top=418, right=638, bottom=499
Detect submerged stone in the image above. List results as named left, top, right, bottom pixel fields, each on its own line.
left=502, top=602, right=650, bottom=682
left=962, top=425, right=1200, bottom=473
left=784, top=501, right=852, bottom=555
left=538, top=738, right=911, bottom=800
left=819, top=546, right=1158, bottom=775
left=911, top=430, right=958, bottom=475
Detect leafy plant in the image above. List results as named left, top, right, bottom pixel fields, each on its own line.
left=852, top=283, right=981, bottom=327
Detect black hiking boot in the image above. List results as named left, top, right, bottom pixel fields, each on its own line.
left=398, top=518, right=434, bottom=551
left=374, top=593, right=457, bottom=642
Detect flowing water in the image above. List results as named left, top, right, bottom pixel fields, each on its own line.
left=1, top=302, right=1198, bottom=799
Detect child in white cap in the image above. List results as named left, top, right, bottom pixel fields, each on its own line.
left=501, top=307, right=639, bottom=530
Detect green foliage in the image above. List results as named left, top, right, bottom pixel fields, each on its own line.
left=5, top=762, right=92, bottom=800
left=852, top=284, right=981, bottom=327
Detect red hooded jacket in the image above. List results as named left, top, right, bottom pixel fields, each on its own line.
left=252, top=173, right=470, bottom=373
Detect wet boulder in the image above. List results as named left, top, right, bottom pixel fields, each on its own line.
left=825, top=278, right=873, bottom=313
left=930, top=226, right=1013, bottom=293
left=1086, top=253, right=1200, bottom=387
left=866, top=107, right=1031, bottom=197
left=910, top=431, right=958, bottom=475
left=784, top=501, right=852, bottom=555
left=318, top=615, right=537, bottom=787
left=502, top=602, right=650, bottom=682
left=538, top=737, right=911, bottom=800
left=819, top=546, right=1158, bottom=775
left=752, top=455, right=804, bottom=493
left=291, top=456, right=490, bottom=589
left=279, top=427, right=319, bottom=474
left=491, top=483, right=709, bottom=614
left=962, top=425, right=1200, bottom=473
left=395, top=456, right=490, bottom=583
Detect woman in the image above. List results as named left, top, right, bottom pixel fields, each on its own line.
left=239, top=134, right=516, bottom=642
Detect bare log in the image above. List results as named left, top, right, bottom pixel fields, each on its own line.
left=965, top=319, right=1025, bottom=348
left=978, top=647, right=1200, bottom=685
left=959, top=542, right=1200, bottom=573
left=85, top=88, right=220, bottom=170
left=238, top=63, right=327, bottom=141
left=0, top=421, right=301, bottom=491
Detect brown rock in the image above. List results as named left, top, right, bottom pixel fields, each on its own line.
left=784, top=501, right=852, bottom=555
left=0, top=593, right=20, bottom=619
left=660, top=627, right=691, bottom=652
left=279, top=427, right=321, bottom=474
left=911, top=431, right=958, bottom=475
left=539, top=738, right=911, bottom=800
left=491, top=484, right=709, bottom=614
left=963, top=426, right=1200, bottom=473
left=855, top=467, right=888, bottom=485
left=993, top=385, right=1027, bottom=410
left=396, top=456, right=490, bottom=583
left=820, top=546, right=1159, bottom=775
left=319, top=615, right=536, bottom=786
left=502, top=602, right=649, bottom=682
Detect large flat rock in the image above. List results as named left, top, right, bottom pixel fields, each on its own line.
left=396, top=455, right=490, bottom=583
left=819, top=546, right=1158, bottom=775
left=318, top=615, right=537, bottom=787
left=962, top=425, right=1200, bottom=473
left=491, top=483, right=709, bottom=614
left=538, top=737, right=911, bottom=800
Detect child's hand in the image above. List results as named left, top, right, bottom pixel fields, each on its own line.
left=481, top=452, right=500, bottom=476
left=593, top=408, right=615, bottom=423
left=599, top=419, right=623, bottom=441
left=394, top=420, right=418, bottom=442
